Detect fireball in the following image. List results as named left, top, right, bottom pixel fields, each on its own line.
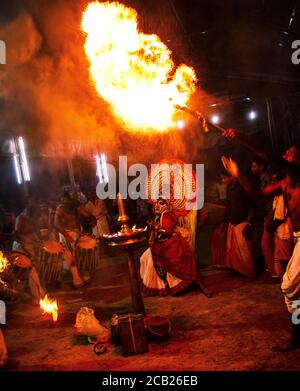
left=82, top=1, right=197, bottom=131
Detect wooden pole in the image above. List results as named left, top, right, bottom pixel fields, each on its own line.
left=127, top=247, right=145, bottom=315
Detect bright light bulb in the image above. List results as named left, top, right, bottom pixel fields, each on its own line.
left=210, top=115, right=220, bottom=124
left=248, top=110, right=257, bottom=120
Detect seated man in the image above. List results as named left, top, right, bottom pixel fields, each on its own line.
left=12, top=204, right=45, bottom=300
left=84, top=191, right=110, bottom=238
left=140, top=198, right=212, bottom=297
left=54, top=192, right=93, bottom=289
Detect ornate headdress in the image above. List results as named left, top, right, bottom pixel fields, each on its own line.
left=146, top=159, right=197, bottom=216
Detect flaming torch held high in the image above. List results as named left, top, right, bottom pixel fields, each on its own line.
left=82, top=1, right=197, bottom=132
left=40, top=295, right=58, bottom=322
left=0, top=251, right=9, bottom=273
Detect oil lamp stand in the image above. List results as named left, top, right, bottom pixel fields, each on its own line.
left=103, top=193, right=147, bottom=315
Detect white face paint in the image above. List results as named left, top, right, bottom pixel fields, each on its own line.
left=154, top=199, right=170, bottom=215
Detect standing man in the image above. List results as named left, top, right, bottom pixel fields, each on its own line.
left=220, top=165, right=256, bottom=278
left=250, top=158, right=277, bottom=277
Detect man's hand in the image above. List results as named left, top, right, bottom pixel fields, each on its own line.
left=221, top=156, right=239, bottom=178
left=222, top=128, right=237, bottom=140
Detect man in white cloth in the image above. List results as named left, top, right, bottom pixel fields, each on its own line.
left=272, top=194, right=294, bottom=278
left=84, top=191, right=110, bottom=238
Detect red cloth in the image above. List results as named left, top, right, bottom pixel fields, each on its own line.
left=151, top=211, right=198, bottom=281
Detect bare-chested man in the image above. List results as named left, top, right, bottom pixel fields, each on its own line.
left=13, top=204, right=45, bottom=301
left=54, top=192, right=94, bottom=289
left=222, top=128, right=300, bottom=351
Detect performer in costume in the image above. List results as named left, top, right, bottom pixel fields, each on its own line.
left=140, top=160, right=212, bottom=298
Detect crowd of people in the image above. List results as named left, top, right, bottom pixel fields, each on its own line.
left=208, top=152, right=299, bottom=283
left=0, top=188, right=153, bottom=367
left=219, top=129, right=300, bottom=352
left=0, top=190, right=155, bottom=293
left=1, top=128, right=300, bottom=368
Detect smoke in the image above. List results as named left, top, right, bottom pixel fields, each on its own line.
left=0, top=0, right=213, bottom=166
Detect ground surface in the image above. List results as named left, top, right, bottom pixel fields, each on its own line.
left=3, top=245, right=300, bottom=371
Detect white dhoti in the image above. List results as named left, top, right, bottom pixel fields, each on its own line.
left=282, top=232, right=300, bottom=313
left=225, top=222, right=256, bottom=278
left=140, top=248, right=189, bottom=296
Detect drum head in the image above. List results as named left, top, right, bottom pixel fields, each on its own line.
left=10, top=252, right=32, bottom=268
left=42, top=241, right=64, bottom=254
left=77, top=235, right=97, bottom=250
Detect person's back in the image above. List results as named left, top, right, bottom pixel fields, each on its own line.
left=226, top=179, right=254, bottom=226
left=15, top=210, right=38, bottom=248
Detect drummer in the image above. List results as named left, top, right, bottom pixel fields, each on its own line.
left=13, top=203, right=42, bottom=259
left=85, top=191, right=110, bottom=238
left=54, top=192, right=94, bottom=289
left=12, top=204, right=45, bottom=301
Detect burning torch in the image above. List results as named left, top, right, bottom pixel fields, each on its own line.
left=175, top=105, right=227, bottom=133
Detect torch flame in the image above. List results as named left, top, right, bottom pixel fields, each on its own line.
left=40, top=295, right=58, bottom=322
left=82, top=1, right=197, bottom=131
left=0, top=251, right=9, bottom=273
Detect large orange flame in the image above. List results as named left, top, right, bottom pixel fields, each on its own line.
left=40, top=295, right=58, bottom=322
left=0, top=251, right=9, bottom=273
left=82, top=1, right=197, bottom=131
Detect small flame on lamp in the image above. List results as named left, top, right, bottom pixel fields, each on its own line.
left=40, top=295, right=58, bottom=322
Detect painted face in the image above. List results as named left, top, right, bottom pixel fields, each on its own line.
left=154, top=199, right=169, bottom=215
